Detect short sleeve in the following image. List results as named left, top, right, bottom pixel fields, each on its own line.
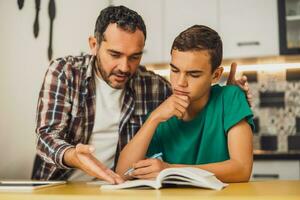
left=223, top=86, right=255, bottom=133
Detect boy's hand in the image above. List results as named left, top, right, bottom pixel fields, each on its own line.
left=227, top=62, right=253, bottom=107
left=129, top=158, right=170, bottom=179
left=63, top=143, right=124, bottom=184
left=150, top=94, right=190, bottom=122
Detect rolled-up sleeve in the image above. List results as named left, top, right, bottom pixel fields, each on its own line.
left=35, top=60, right=74, bottom=169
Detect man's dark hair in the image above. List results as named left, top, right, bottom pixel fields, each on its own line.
left=94, top=5, right=146, bottom=44
left=171, top=25, right=223, bottom=72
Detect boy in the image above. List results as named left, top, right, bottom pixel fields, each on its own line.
left=116, top=25, right=254, bottom=183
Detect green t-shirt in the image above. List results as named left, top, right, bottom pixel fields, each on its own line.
left=146, top=84, right=254, bottom=165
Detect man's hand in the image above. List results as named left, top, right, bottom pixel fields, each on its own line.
left=150, top=94, right=190, bottom=122
left=63, top=143, right=124, bottom=184
left=227, top=62, right=253, bottom=107
left=129, top=158, right=170, bottom=179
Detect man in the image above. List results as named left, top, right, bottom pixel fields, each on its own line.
left=32, top=6, right=251, bottom=183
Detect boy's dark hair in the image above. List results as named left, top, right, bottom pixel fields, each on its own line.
left=94, top=5, right=146, bottom=44
left=171, top=25, right=223, bottom=72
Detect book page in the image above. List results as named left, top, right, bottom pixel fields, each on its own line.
left=157, top=167, right=213, bottom=181
left=157, top=167, right=227, bottom=190
left=100, top=179, right=160, bottom=190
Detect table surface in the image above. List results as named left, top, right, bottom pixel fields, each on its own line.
left=0, top=180, right=300, bottom=200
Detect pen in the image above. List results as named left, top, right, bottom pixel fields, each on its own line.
left=123, top=152, right=163, bottom=176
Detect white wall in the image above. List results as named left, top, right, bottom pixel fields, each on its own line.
left=0, top=0, right=108, bottom=179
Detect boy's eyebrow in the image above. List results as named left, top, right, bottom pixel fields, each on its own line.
left=107, top=49, right=143, bottom=56
left=170, top=63, right=203, bottom=73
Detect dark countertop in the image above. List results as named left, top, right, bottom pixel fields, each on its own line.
left=254, top=150, right=300, bottom=160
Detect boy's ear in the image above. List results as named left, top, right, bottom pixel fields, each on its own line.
left=88, top=36, right=98, bottom=56
left=212, top=67, right=224, bottom=84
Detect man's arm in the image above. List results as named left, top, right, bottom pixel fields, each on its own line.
left=35, top=60, right=74, bottom=168
left=36, top=60, right=122, bottom=183
left=132, top=119, right=253, bottom=183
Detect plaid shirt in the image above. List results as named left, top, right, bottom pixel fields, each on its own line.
left=32, top=54, right=171, bottom=180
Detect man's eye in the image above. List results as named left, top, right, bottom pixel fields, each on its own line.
left=129, top=56, right=140, bottom=60
left=111, top=54, right=120, bottom=58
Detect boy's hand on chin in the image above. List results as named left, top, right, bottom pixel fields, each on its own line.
left=151, top=94, right=190, bottom=122
left=128, top=158, right=170, bottom=180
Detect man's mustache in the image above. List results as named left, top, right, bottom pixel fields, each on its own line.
left=110, top=70, right=131, bottom=77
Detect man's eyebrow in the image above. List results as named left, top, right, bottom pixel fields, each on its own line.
left=107, top=49, right=121, bottom=54
left=131, top=51, right=143, bottom=56
left=170, top=63, right=179, bottom=69
left=107, top=49, right=143, bottom=56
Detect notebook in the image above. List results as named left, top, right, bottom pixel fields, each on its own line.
left=100, top=167, right=228, bottom=190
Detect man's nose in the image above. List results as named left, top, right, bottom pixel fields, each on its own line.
left=119, top=58, right=130, bottom=72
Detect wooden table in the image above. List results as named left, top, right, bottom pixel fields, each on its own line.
left=0, top=180, right=300, bottom=200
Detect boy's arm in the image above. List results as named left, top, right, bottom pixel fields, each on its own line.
left=116, top=94, right=189, bottom=179
left=132, top=119, right=253, bottom=183
left=116, top=114, right=161, bottom=178
left=176, top=119, right=253, bottom=182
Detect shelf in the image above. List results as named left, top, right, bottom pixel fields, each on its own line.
left=286, top=15, right=300, bottom=21
left=254, top=150, right=300, bottom=160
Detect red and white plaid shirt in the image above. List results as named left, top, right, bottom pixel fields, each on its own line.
left=32, top=54, right=171, bottom=180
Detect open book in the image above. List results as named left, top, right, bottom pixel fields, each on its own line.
left=100, top=167, right=228, bottom=190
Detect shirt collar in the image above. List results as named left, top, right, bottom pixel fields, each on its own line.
left=86, top=55, right=96, bottom=80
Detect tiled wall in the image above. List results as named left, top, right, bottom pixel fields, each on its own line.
left=238, top=68, right=300, bottom=152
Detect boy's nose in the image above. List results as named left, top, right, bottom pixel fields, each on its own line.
left=177, top=74, right=188, bottom=87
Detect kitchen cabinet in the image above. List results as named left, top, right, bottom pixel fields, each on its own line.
left=111, top=0, right=164, bottom=64
left=162, top=0, right=219, bottom=62
left=219, top=0, right=279, bottom=59
left=111, top=0, right=280, bottom=63
left=278, top=0, right=300, bottom=54
left=251, top=160, right=300, bottom=180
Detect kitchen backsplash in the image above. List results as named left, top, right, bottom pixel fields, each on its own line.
left=220, top=67, right=300, bottom=152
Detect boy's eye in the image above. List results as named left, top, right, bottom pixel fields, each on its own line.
left=189, top=73, right=201, bottom=78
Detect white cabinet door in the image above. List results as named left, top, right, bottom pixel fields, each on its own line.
left=251, top=160, right=300, bottom=180
left=112, top=0, right=164, bottom=64
left=163, top=0, right=219, bottom=62
left=219, top=0, right=279, bottom=59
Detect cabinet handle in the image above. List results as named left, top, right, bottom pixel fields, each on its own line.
left=237, top=41, right=260, bottom=46
left=252, top=174, right=279, bottom=179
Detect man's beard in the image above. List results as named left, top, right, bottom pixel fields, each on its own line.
left=95, top=55, right=131, bottom=89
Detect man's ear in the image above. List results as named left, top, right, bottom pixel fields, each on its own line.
left=212, top=67, right=224, bottom=84
left=89, top=36, right=98, bottom=55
